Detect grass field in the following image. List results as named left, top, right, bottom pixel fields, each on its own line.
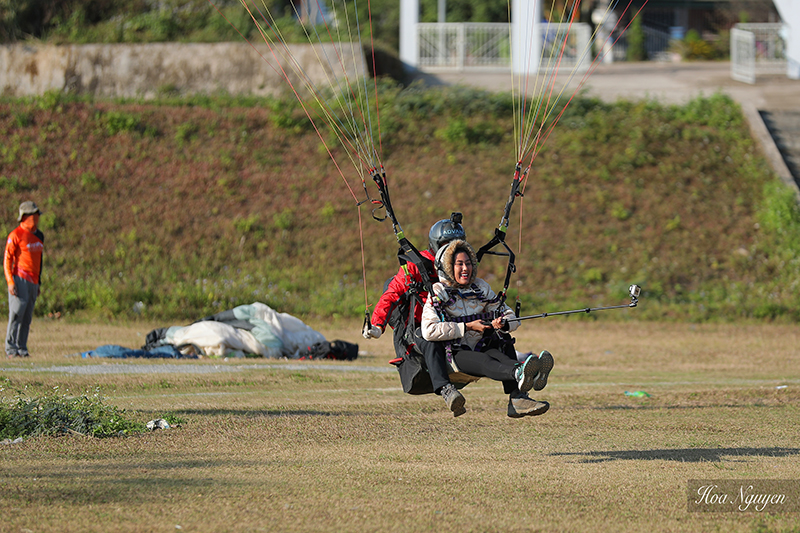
left=1, top=318, right=799, bottom=532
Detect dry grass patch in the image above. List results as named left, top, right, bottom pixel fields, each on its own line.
left=1, top=319, right=799, bottom=532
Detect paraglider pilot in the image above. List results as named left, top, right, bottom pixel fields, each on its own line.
left=363, top=215, right=469, bottom=416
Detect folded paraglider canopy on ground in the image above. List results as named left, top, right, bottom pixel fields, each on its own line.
left=81, top=302, right=357, bottom=360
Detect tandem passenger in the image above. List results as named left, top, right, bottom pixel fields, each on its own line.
left=421, top=238, right=554, bottom=418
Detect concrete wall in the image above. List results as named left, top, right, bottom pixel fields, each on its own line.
left=0, top=42, right=368, bottom=98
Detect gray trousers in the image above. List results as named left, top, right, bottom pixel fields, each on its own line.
left=6, top=276, right=39, bottom=356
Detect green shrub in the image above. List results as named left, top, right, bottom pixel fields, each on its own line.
left=582, top=267, right=605, bottom=284
left=102, top=110, right=142, bottom=135
left=37, top=90, right=65, bottom=111
left=0, top=174, right=31, bottom=192
left=38, top=211, right=58, bottom=230
left=626, top=16, right=647, bottom=61
left=673, top=29, right=717, bottom=61
left=234, top=214, right=263, bottom=234
left=175, top=121, right=199, bottom=144
left=13, top=111, right=33, bottom=127
left=320, top=202, right=336, bottom=221
left=273, top=208, right=294, bottom=231
left=80, top=171, right=103, bottom=192
left=611, top=202, right=632, bottom=221
left=757, top=180, right=800, bottom=253
left=0, top=388, right=145, bottom=439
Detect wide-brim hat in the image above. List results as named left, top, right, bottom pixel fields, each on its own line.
left=18, top=201, right=41, bottom=222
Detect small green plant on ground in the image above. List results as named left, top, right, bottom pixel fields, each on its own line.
left=0, top=387, right=146, bottom=438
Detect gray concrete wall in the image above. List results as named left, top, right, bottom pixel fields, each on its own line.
left=0, top=42, right=368, bottom=98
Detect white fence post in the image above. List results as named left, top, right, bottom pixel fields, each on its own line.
left=731, top=27, right=756, bottom=84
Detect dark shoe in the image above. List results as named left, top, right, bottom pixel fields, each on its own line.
left=507, top=391, right=549, bottom=418
left=514, top=354, right=541, bottom=393
left=441, top=384, right=466, bottom=417
left=533, top=350, right=554, bottom=391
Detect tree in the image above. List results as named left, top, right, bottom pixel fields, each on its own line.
left=626, top=14, right=647, bottom=62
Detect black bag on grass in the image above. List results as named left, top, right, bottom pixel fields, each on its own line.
left=329, top=340, right=359, bottom=360
left=303, top=340, right=359, bottom=360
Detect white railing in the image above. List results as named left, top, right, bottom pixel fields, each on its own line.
left=418, top=22, right=590, bottom=72
left=731, top=23, right=786, bottom=84
left=644, top=26, right=672, bottom=61
left=419, top=23, right=509, bottom=69
left=609, top=25, right=672, bottom=62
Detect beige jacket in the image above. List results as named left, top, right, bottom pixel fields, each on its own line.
left=421, top=278, right=519, bottom=350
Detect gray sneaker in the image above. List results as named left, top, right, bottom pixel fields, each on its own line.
left=507, top=391, right=549, bottom=418
left=514, top=353, right=541, bottom=393
left=533, top=350, right=554, bottom=391
left=441, top=384, right=466, bottom=417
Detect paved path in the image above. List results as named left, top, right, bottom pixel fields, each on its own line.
left=422, top=61, right=800, bottom=108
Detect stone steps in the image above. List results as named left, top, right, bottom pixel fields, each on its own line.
left=760, top=110, right=800, bottom=182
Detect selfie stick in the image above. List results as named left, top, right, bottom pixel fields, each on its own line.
left=505, top=285, right=641, bottom=323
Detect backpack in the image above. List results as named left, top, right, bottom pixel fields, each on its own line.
left=301, top=340, right=359, bottom=360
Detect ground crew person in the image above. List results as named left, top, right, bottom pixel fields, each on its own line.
left=5, top=201, right=44, bottom=358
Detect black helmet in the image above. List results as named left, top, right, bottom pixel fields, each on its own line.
left=428, top=212, right=466, bottom=254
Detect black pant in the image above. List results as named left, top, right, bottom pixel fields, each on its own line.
left=452, top=347, right=519, bottom=395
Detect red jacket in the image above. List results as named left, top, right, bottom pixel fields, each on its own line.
left=371, top=249, right=438, bottom=331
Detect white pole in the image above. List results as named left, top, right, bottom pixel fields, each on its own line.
left=400, top=0, right=420, bottom=69
left=772, top=0, right=800, bottom=79
left=512, top=0, right=541, bottom=75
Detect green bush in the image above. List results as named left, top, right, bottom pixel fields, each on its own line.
left=757, top=180, right=800, bottom=253
left=673, top=29, right=718, bottom=61
left=175, top=121, right=200, bottom=144
left=0, top=174, right=31, bottom=192
left=80, top=171, right=103, bottom=192
left=102, top=110, right=142, bottom=135
left=0, top=388, right=145, bottom=439
left=626, top=16, right=647, bottom=61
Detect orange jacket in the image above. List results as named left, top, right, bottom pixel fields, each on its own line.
left=4, top=220, right=44, bottom=287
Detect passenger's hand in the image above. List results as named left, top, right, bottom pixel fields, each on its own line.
left=8, top=284, right=15, bottom=296
left=466, top=320, right=491, bottom=333
left=362, top=324, right=383, bottom=340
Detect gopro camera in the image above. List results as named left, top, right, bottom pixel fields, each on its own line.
left=450, top=212, right=463, bottom=224
left=629, top=284, right=641, bottom=299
